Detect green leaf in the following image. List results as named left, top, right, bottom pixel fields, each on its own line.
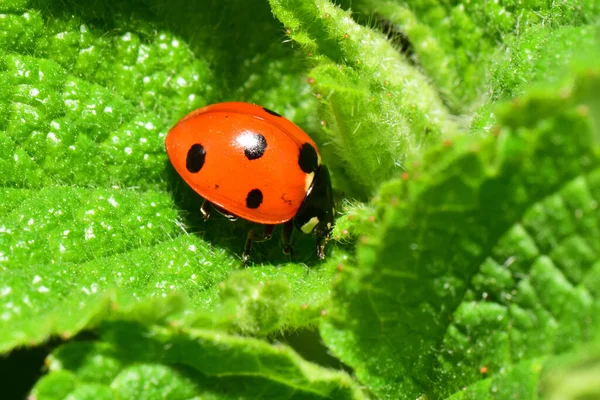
left=0, top=185, right=343, bottom=350
left=31, top=321, right=366, bottom=400
left=472, top=24, right=600, bottom=133
left=539, top=347, right=600, bottom=400
left=320, top=65, right=600, bottom=399
left=269, top=0, right=456, bottom=199
left=447, top=345, right=600, bottom=399
left=341, top=0, right=599, bottom=110
left=447, top=358, right=542, bottom=400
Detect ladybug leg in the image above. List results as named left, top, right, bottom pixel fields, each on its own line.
left=242, top=224, right=275, bottom=267
left=212, top=204, right=238, bottom=222
left=282, top=220, right=294, bottom=259
left=200, top=199, right=211, bottom=221
left=316, top=234, right=330, bottom=260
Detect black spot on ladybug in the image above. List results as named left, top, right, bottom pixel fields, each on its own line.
left=263, top=107, right=281, bottom=117
left=298, top=143, right=319, bottom=173
left=186, top=143, right=206, bottom=173
left=215, top=184, right=220, bottom=189
left=246, top=189, right=263, bottom=209
left=242, top=133, right=267, bottom=160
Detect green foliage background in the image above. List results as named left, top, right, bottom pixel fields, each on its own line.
left=1, top=0, right=599, bottom=398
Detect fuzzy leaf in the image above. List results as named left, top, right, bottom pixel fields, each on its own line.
left=269, top=0, right=456, bottom=199
left=447, top=345, right=600, bottom=399
left=31, top=321, right=366, bottom=400
left=320, top=64, right=600, bottom=399
left=342, top=0, right=599, bottom=110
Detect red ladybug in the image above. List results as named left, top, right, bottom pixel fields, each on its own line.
left=165, top=102, right=334, bottom=265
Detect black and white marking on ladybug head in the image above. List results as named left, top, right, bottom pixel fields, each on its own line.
left=246, top=188, right=263, bottom=209
left=294, top=165, right=334, bottom=235
left=300, top=216, right=320, bottom=234
left=186, top=143, right=206, bottom=173
left=263, top=107, right=282, bottom=117
left=236, top=132, right=267, bottom=160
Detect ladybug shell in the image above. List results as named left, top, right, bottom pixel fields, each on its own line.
left=165, top=102, right=321, bottom=224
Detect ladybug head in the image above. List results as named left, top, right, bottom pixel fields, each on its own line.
left=294, top=165, right=335, bottom=259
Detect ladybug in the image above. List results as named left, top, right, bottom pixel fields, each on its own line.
left=165, top=102, right=335, bottom=266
